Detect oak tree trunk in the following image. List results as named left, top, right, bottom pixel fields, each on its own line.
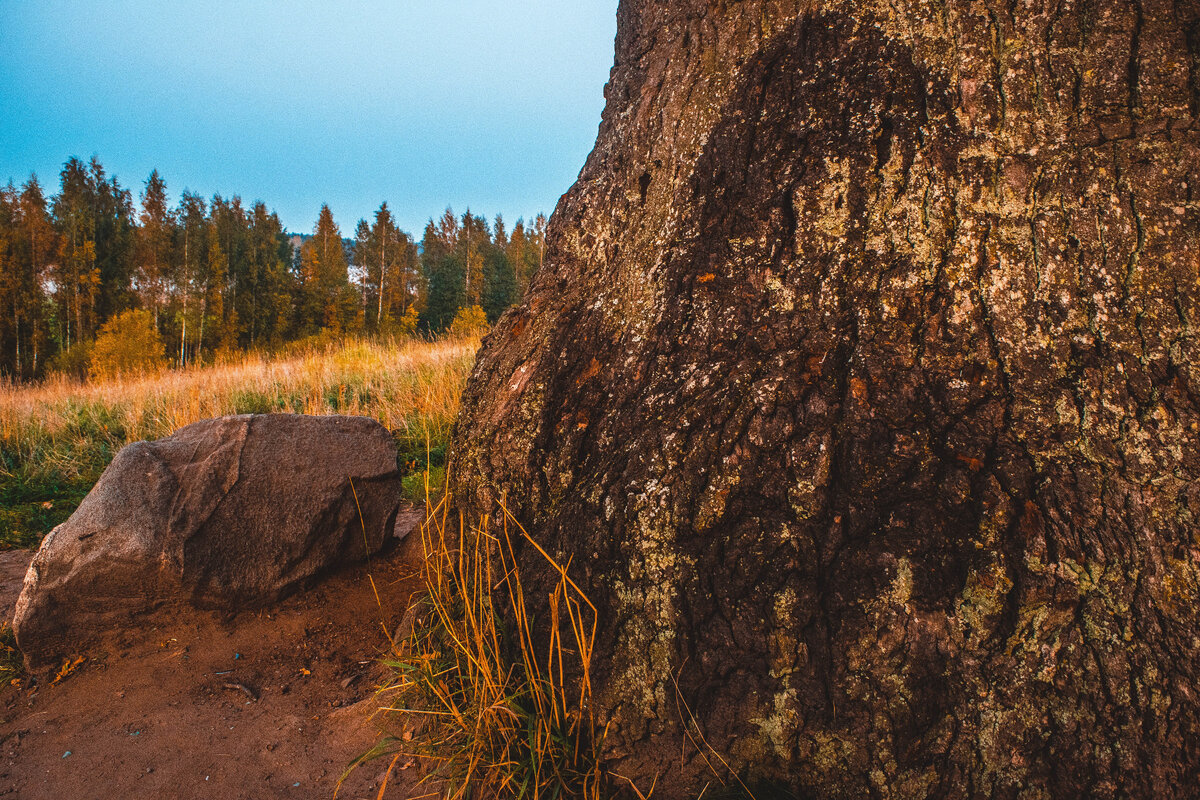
left=453, top=0, right=1200, bottom=796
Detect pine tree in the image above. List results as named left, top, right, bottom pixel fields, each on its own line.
left=200, top=221, right=228, bottom=358
left=51, top=157, right=97, bottom=352
left=492, top=214, right=507, bottom=251
left=247, top=202, right=294, bottom=347
left=459, top=209, right=487, bottom=307
left=299, top=204, right=350, bottom=334
left=0, top=177, right=57, bottom=377
left=0, top=185, right=18, bottom=375
left=351, top=218, right=372, bottom=332
left=371, top=202, right=399, bottom=328
left=87, top=157, right=136, bottom=323
left=174, top=192, right=208, bottom=367
left=507, top=219, right=530, bottom=292
left=135, top=170, right=173, bottom=329
left=482, top=248, right=516, bottom=324
left=419, top=220, right=463, bottom=333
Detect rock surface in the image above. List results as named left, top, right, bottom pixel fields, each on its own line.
left=453, top=0, right=1200, bottom=796
left=15, top=413, right=403, bottom=671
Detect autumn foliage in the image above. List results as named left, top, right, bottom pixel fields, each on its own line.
left=89, top=309, right=166, bottom=380
left=0, top=156, right=546, bottom=382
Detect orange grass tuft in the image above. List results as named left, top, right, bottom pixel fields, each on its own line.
left=349, top=475, right=607, bottom=799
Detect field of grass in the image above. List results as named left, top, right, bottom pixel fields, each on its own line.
left=0, top=335, right=478, bottom=550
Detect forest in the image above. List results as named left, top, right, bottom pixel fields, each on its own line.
left=0, top=155, right=546, bottom=381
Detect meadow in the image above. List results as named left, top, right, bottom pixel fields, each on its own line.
left=0, top=335, right=478, bottom=550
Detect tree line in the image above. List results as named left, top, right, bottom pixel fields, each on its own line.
left=0, top=155, right=546, bottom=380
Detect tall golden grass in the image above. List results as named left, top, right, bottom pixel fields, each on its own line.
left=0, top=335, right=476, bottom=452
left=0, top=335, right=478, bottom=548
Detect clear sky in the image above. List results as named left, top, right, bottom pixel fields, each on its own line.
left=0, top=1, right=618, bottom=235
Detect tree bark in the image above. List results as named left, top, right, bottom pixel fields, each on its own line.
left=453, top=1, right=1200, bottom=796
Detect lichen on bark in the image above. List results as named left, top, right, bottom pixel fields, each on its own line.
left=452, top=0, right=1200, bottom=796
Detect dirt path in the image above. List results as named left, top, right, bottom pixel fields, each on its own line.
left=0, top=544, right=427, bottom=799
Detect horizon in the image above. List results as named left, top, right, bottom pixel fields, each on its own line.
left=0, top=1, right=618, bottom=236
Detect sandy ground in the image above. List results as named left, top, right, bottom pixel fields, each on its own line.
left=0, top=542, right=428, bottom=800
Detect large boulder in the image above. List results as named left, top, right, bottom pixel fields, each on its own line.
left=452, top=0, right=1200, bottom=796
left=15, top=413, right=404, bottom=671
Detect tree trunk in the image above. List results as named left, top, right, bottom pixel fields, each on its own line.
left=378, top=238, right=387, bottom=326
left=13, top=303, right=20, bottom=377
left=181, top=229, right=189, bottom=368
left=197, top=292, right=206, bottom=363
left=180, top=288, right=187, bottom=369
left=453, top=1, right=1200, bottom=797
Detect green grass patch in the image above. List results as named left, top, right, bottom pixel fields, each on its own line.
left=0, top=424, right=113, bottom=550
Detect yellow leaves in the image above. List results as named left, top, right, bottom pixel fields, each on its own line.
left=90, top=308, right=166, bottom=381
left=50, top=656, right=85, bottom=686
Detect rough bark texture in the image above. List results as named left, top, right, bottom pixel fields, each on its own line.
left=452, top=1, right=1200, bottom=796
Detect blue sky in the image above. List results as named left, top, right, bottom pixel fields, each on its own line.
left=0, top=1, right=618, bottom=235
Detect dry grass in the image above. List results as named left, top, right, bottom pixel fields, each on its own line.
left=0, top=335, right=479, bottom=548
left=0, top=624, right=21, bottom=688
left=347, top=482, right=606, bottom=799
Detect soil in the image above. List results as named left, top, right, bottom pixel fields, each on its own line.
left=0, top=540, right=428, bottom=800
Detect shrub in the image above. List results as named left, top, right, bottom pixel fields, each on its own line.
left=89, top=309, right=166, bottom=381
left=49, top=339, right=92, bottom=379
left=448, top=305, right=489, bottom=338
left=396, top=305, right=420, bottom=337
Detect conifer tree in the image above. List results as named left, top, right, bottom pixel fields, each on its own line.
left=135, top=170, right=173, bottom=329
left=0, top=186, right=18, bottom=375
left=419, top=219, right=463, bottom=333
left=299, top=204, right=350, bottom=334
left=247, top=202, right=294, bottom=347
left=482, top=248, right=516, bottom=324
left=459, top=209, right=487, bottom=307
left=174, top=192, right=208, bottom=367
left=351, top=218, right=373, bottom=331
left=87, top=157, right=136, bottom=322
left=4, top=177, right=57, bottom=377
left=199, top=221, right=228, bottom=358
left=492, top=214, right=507, bottom=252
left=507, top=219, right=530, bottom=292
left=51, top=157, right=97, bottom=352
left=371, top=202, right=399, bottom=328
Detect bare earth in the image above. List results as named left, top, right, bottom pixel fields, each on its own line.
left=0, top=543, right=426, bottom=799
